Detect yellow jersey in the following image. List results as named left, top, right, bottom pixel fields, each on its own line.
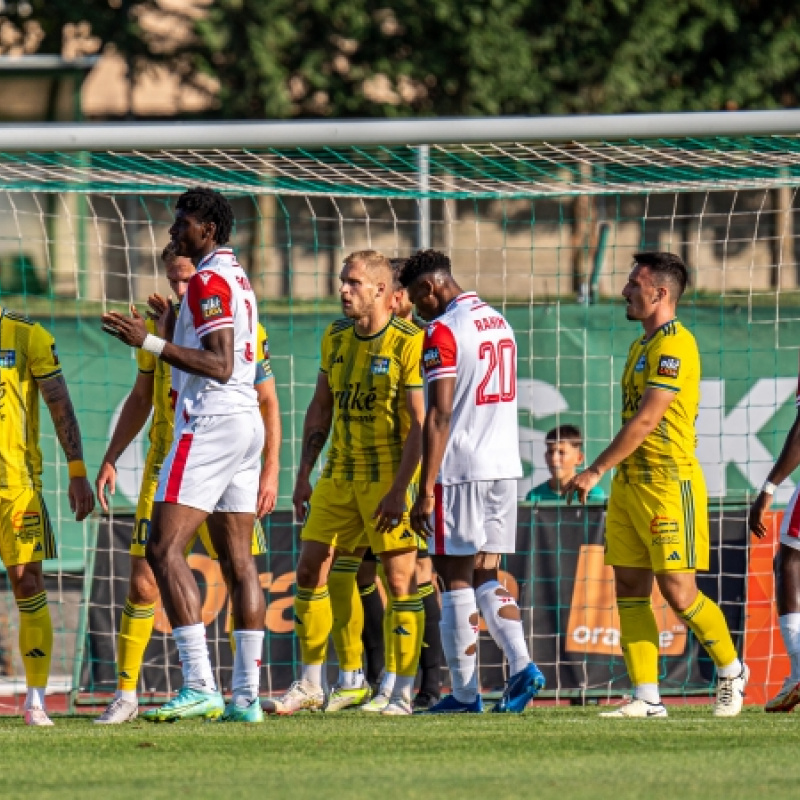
left=320, top=315, right=424, bottom=482
left=137, top=317, right=272, bottom=462
left=617, top=318, right=700, bottom=484
left=0, top=309, right=63, bottom=489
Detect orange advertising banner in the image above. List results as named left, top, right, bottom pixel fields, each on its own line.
left=743, top=510, right=789, bottom=706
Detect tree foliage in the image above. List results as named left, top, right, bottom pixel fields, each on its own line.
left=3, top=0, right=800, bottom=118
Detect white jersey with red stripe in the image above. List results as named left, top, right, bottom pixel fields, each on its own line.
left=422, top=291, right=522, bottom=485
left=172, top=248, right=259, bottom=418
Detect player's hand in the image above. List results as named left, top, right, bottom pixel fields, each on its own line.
left=101, top=305, right=149, bottom=348
left=95, top=460, right=116, bottom=514
left=410, top=493, right=435, bottom=538
left=563, top=467, right=602, bottom=505
left=748, top=491, right=773, bottom=539
left=257, top=465, right=279, bottom=517
left=293, top=473, right=313, bottom=524
left=69, top=476, right=96, bottom=522
left=147, top=293, right=177, bottom=341
left=373, top=487, right=406, bottom=533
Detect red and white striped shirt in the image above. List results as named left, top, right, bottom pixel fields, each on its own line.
left=172, top=248, right=259, bottom=417
left=422, top=292, right=522, bottom=485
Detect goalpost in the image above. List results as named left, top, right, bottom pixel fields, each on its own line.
left=0, top=111, right=795, bottom=709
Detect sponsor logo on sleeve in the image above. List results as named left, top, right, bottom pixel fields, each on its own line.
left=634, top=354, right=646, bottom=372
left=200, top=295, right=223, bottom=319
left=657, top=355, right=680, bottom=379
left=262, top=338, right=269, bottom=359
left=423, top=346, right=442, bottom=370
left=50, top=343, right=60, bottom=365
left=0, top=349, right=16, bottom=368
left=370, top=356, right=391, bottom=375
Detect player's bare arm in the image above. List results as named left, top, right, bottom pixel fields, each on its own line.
left=410, top=376, right=456, bottom=537
left=95, top=371, right=155, bottom=513
left=38, top=375, right=95, bottom=521
left=101, top=305, right=234, bottom=383
left=564, top=386, right=676, bottom=504
left=374, top=388, right=424, bottom=533
left=256, top=377, right=281, bottom=517
left=293, top=371, right=333, bottom=522
left=749, top=410, right=800, bottom=539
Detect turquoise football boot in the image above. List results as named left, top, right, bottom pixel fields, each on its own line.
left=216, top=698, right=265, bottom=723
left=141, top=687, right=225, bottom=723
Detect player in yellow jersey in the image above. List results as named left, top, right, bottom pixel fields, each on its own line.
left=0, top=307, right=95, bottom=725
left=565, top=251, right=747, bottom=718
left=264, top=250, right=425, bottom=717
left=94, top=244, right=281, bottom=724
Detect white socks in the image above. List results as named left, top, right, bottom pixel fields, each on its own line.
left=440, top=588, right=479, bottom=703
left=25, top=687, right=46, bottom=710
left=780, top=613, right=800, bottom=680
left=232, top=629, right=264, bottom=707
left=115, top=689, right=137, bottom=704
left=379, top=671, right=396, bottom=696
left=392, top=675, right=415, bottom=703
left=475, top=580, right=530, bottom=676
left=301, top=663, right=324, bottom=689
left=173, top=623, right=217, bottom=693
left=338, top=668, right=365, bottom=690
left=634, top=683, right=661, bottom=705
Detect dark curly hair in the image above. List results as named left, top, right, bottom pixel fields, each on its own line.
left=389, top=257, right=407, bottom=290
left=175, top=187, right=234, bottom=245
left=398, top=249, right=452, bottom=288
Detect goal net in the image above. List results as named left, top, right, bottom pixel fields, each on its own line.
left=0, top=119, right=795, bottom=709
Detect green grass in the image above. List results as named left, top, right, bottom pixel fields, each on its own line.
left=3, top=707, right=800, bottom=800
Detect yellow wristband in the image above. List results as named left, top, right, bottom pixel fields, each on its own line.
left=68, top=461, right=87, bottom=479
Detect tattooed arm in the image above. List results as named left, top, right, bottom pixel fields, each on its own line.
left=292, top=371, right=334, bottom=523
left=38, top=376, right=96, bottom=521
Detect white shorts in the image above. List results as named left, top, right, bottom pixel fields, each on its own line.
left=155, top=409, right=264, bottom=514
left=431, top=479, right=517, bottom=556
left=780, top=482, right=800, bottom=551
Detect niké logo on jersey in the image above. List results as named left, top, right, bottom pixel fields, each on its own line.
left=200, top=295, right=223, bottom=319
left=335, top=382, right=377, bottom=411
left=657, top=355, right=680, bottom=379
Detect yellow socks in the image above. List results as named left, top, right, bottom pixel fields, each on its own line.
left=679, top=591, right=738, bottom=669
left=390, top=594, right=424, bottom=679
left=294, top=586, right=332, bottom=669
left=117, top=600, right=156, bottom=692
left=617, top=597, right=659, bottom=687
left=18, top=591, right=53, bottom=692
left=328, top=556, right=364, bottom=671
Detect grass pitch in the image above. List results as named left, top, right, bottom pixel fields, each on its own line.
left=3, top=706, right=799, bottom=800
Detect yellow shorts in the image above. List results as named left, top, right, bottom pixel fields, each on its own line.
left=302, top=476, right=417, bottom=555
left=131, top=456, right=267, bottom=559
left=0, top=486, right=57, bottom=567
left=605, top=470, right=709, bottom=572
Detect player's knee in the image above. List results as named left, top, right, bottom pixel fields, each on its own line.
left=659, top=581, right=697, bottom=613
left=10, top=565, right=44, bottom=600
left=296, top=556, right=324, bottom=589
left=384, top=571, right=414, bottom=598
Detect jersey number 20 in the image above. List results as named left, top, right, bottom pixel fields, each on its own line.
left=476, top=339, right=516, bottom=405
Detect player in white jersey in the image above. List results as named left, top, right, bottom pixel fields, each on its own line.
left=401, top=250, right=545, bottom=714
left=101, top=187, right=266, bottom=724
left=750, top=357, right=800, bottom=711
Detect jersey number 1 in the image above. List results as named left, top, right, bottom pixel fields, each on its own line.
left=476, top=339, right=516, bottom=405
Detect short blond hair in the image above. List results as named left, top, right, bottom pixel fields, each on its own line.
left=161, top=242, right=177, bottom=263
left=344, top=249, right=391, bottom=276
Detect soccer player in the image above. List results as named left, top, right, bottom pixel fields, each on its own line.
left=749, top=369, right=800, bottom=711
left=0, top=306, right=95, bottom=725
left=101, top=187, right=268, bottom=723
left=403, top=249, right=545, bottom=714
left=94, top=243, right=280, bottom=724
left=564, top=251, right=747, bottom=718
left=359, top=258, right=443, bottom=711
left=265, top=249, right=425, bottom=717
left=525, top=424, right=606, bottom=503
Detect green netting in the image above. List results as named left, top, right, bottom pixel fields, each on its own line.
left=3, top=135, right=800, bottom=197
left=0, top=133, right=793, bottom=711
